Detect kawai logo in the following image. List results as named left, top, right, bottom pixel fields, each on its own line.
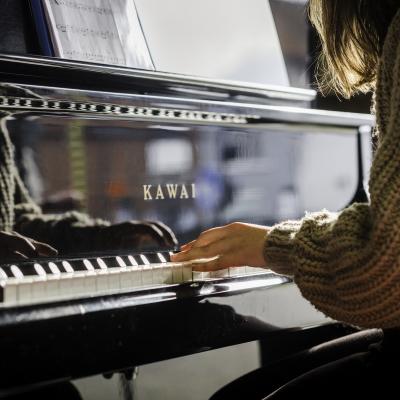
left=143, top=184, right=196, bottom=200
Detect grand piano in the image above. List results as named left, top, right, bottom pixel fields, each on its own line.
left=0, top=1, right=375, bottom=399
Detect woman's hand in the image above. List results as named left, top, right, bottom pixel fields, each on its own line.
left=170, top=222, right=269, bottom=271
left=0, top=230, right=58, bottom=261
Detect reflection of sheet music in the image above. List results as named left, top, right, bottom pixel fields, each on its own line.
left=42, top=0, right=155, bottom=70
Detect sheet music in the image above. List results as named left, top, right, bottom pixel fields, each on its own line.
left=42, top=0, right=155, bottom=70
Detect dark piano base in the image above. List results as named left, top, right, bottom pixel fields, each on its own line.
left=0, top=274, right=352, bottom=396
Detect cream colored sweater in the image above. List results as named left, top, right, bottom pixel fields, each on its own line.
left=264, top=10, right=400, bottom=329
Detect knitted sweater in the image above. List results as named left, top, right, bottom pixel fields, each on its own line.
left=264, top=9, right=400, bottom=329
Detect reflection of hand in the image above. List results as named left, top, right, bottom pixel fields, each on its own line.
left=99, top=221, right=178, bottom=251
left=0, top=230, right=58, bottom=261
left=171, top=222, right=269, bottom=271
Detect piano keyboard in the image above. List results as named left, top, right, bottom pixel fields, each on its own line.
left=0, top=252, right=266, bottom=307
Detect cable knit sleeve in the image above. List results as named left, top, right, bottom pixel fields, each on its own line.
left=264, top=11, right=400, bottom=329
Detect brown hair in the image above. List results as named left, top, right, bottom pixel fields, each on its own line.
left=308, top=0, right=400, bottom=98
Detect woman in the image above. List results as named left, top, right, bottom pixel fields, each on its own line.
left=172, top=1, right=400, bottom=398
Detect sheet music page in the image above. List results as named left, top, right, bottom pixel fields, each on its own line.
left=42, top=0, right=155, bottom=70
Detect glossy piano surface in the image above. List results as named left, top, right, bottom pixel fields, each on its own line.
left=0, top=55, right=374, bottom=394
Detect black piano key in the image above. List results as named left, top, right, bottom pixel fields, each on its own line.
left=101, top=256, right=121, bottom=269
left=41, top=261, right=62, bottom=275
left=141, top=253, right=160, bottom=264
left=64, top=259, right=89, bottom=272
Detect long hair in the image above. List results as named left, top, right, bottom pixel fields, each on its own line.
left=308, top=0, right=400, bottom=98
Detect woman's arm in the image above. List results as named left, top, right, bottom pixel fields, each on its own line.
left=172, top=18, right=400, bottom=329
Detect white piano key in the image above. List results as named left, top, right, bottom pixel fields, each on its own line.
left=182, top=264, right=192, bottom=282
left=2, top=281, right=18, bottom=306
left=119, top=267, right=134, bottom=289
left=82, top=271, right=97, bottom=294
left=192, top=271, right=206, bottom=280
left=162, top=265, right=173, bottom=284
left=17, top=279, right=34, bottom=304
left=10, top=265, right=24, bottom=279
left=151, top=264, right=164, bottom=285
left=34, top=263, right=47, bottom=278
left=70, top=271, right=87, bottom=296
left=141, top=264, right=153, bottom=286
left=245, top=267, right=262, bottom=275
left=157, top=253, right=167, bottom=263
left=95, top=269, right=109, bottom=292
left=83, top=259, right=95, bottom=271
left=116, top=256, right=126, bottom=268
left=62, top=261, right=74, bottom=273
left=108, top=268, right=121, bottom=291
left=172, top=263, right=183, bottom=284
left=127, top=255, right=138, bottom=266
left=210, top=269, right=230, bottom=278
left=130, top=265, right=143, bottom=288
left=45, top=274, right=60, bottom=299
left=229, top=266, right=246, bottom=276
left=57, top=274, right=72, bottom=297
left=31, top=278, right=47, bottom=302
left=0, top=267, right=8, bottom=280
left=96, top=258, right=108, bottom=270
left=27, top=264, right=46, bottom=301
left=48, top=262, right=61, bottom=275
left=140, top=254, right=150, bottom=265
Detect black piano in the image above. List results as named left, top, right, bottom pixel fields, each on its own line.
left=0, top=2, right=375, bottom=399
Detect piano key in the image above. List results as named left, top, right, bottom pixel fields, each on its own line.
left=82, top=270, right=97, bottom=294
left=96, top=258, right=108, bottom=270
left=26, top=263, right=47, bottom=302
left=152, top=263, right=171, bottom=285
left=119, top=266, right=134, bottom=290
left=0, top=250, right=272, bottom=307
left=141, top=267, right=153, bottom=286
left=83, top=259, right=95, bottom=272
left=107, top=268, right=122, bottom=291
left=182, top=264, right=192, bottom=282
left=17, top=278, right=33, bottom=304
left=10, top=265, right=24, bottom=280
left=157, top=252, right=168, bottom=263
left=48, top=262, right=62, bottom=275
left=95, top=269, right=109, bottom=292
left=129, top=265, right=143, bottom=288
left=61, top=261, right=74, bottom=274
left=192, top=271, right=205, bottom=280
left=0, top=267, right=8, bottom=280
left=171, top=263, right=183, bottom=284
left=127, top=255, right=138, bottom=266
left=139, top=254, right=150, bottom=266
left=210, top=269, right=230, bottom=279
left=1, top=281, right=18, bottom=306
left=116, top=256, right=126, bottom=268
left=229, top=266, right=246, bottom=276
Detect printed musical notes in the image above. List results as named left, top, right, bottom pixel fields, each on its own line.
left=42, top=0, right=155, bottom=69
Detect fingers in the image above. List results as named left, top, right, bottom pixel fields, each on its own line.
left=0, top=231, right=58, bottom=261
left=4, top=232, right=38, bottom=258
left=172, top=238, right=228, bottom=264
left=30, top=240, right=58, bottom=257
left=179, top=226, right=229, bottom=252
